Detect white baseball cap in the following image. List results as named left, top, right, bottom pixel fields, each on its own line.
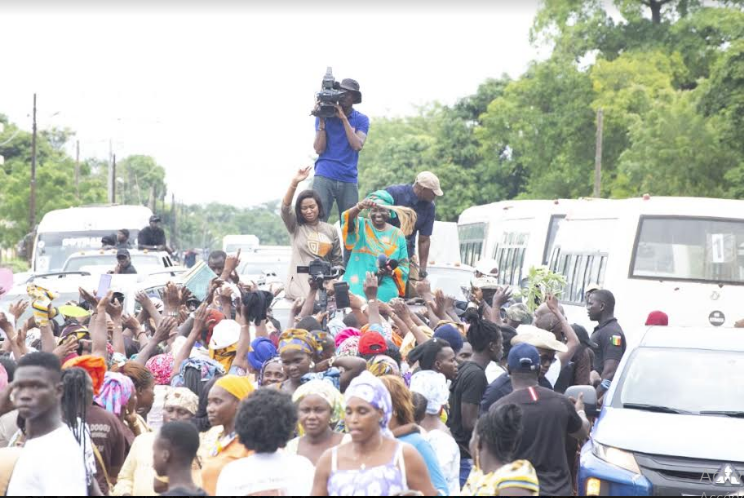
left=209, top=320, right=241, bottom=350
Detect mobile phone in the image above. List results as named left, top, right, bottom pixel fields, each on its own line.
left=96, top=274, right=113, bottom=299
left=334, top=282, right=351, bottom=309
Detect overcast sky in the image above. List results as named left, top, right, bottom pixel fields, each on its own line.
left=0, top=1, right=544, bottom=207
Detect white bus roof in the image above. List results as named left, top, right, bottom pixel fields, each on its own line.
left=564, top=196, right=744, bottom=221
left=458, top=198, right=608, bottom=224
left=37, top=205, right=154, bottom=232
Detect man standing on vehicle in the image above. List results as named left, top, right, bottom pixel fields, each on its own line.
left=116, top=229, right=132, bottom=249
left=386, top=172, right=443, bottom=286
left=138, top=215, right=168, bottom=252
left=587, top=289, right=626, bottom=398
left=493, top=343, right=590, bottom=496
left=313, top=78, right=369, bottom=222
left=113, top=249, right=137, bottom=275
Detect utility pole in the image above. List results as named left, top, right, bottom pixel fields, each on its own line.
left=75, top=140, right=80, bottom=200
left=29, top=93, right=38, bottom=230
left=594, top=108, right=604, bottom=198
left=111, top=154, right=117, bottom=204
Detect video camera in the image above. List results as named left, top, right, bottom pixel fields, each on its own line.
left=297, top=259, right=349, bottom=318
left=311, top=67, right=347, bottom=119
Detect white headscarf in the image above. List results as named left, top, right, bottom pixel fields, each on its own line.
left=410, top=371, right=449, bottom=416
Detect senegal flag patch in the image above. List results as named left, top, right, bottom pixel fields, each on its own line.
left=611, top=335, right=623, bottom=347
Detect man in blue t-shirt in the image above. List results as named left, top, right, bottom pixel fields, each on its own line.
left=313, top=78, right=370, bottom=222
left=386, top=171, right=443, bottom=282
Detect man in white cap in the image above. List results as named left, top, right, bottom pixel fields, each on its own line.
left=386, top=171, right=443, bottom=284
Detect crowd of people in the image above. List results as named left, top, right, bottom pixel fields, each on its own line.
left=0, top=76, right=634, bottom=497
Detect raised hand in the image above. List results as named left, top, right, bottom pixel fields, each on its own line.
left=363, top=272, right=379, bottom=301
left=9, top=300, right=29, bottom=322
left=79, top=287, right=100, bottom=308
left=106, top=299, right=123, bottom=321
left=292, top=166, right=312, bottom=186
left=122, top=314, right=142, bottom=333
left=493, top=286, right=513, bottom=308
left=153, top=316, right=178, bottom=343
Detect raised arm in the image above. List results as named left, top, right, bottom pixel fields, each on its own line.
left=90, top=292, right=112, bottom=359
left=546, top=295, right=579, bottom=365
left=135, top=317, right=177, bottom=366
left=107, top=299, right=126, bottom=356
left=335, top=105, right=366, bottom=152
left=283, top=167, right=311, bottom=210
left=172, top=304, right=210, bottom=374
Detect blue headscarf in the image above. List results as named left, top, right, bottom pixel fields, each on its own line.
left=247, top=337, right=278, bottom=372
left=433, top=324, right=464, bottom=353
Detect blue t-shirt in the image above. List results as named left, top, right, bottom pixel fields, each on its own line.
left=385, top=184, right=436, bottom=257
left=314, top=110, right=370, bottom=184
left=398, top=432, right=450, bottom=496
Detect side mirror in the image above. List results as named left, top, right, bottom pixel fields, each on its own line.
left=565, top=385, right=599, bottom=418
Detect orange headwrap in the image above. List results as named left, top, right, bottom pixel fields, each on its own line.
left=63, top=355, right=108, bottom=395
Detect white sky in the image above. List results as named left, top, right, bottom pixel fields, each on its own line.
left=0, top=1, right=543, bottom=207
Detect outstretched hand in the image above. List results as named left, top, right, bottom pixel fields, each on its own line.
left=363, top=272, right=379, bottom=301
left=293, top=166, right=312, bottom=185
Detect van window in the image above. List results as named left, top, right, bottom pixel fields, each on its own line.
left=493, top=231, right=529, bottom=287
left=459, top=223, right=487, bottom=267
left=542, top=215, right=565, bottom=265
left=631, top=217, right=744, bottom=285
left=551, top=251, right=609, bottom=304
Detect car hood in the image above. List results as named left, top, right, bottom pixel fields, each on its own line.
left=595, top=407, right=743, bottom=461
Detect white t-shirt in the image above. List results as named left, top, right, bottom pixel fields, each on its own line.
left=426, top=429, right=462, bottom=496
left=216, top=452, right=315, bottom=496
left=7, top=425, right=88, bottom=496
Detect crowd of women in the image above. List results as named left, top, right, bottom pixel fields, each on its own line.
left=0, top=167, right=599, bottom=496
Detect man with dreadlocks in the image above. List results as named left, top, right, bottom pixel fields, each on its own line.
left=6, top=352, right=87, bottom=496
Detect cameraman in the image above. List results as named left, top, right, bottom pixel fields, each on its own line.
left=313, top=78, right=369, bottom=222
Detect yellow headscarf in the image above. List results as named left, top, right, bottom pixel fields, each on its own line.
left=215, top=375, right=254, bottom=401
left=278, top=329, right=320, bottom=356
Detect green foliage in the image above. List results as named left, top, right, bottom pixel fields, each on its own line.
left=0, top=258, right=30, bottom=274
left=520, top=266, right=567, bottom=313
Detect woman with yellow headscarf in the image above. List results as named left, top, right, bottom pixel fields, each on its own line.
left=341, top=191, right=416, bottom=302
left=199, top=375, right=255, bottom=495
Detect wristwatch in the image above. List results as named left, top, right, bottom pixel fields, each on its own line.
left=419, top=270, right=428, bottom=279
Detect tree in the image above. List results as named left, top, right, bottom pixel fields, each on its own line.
left=116, top=155, right=167, bottom=207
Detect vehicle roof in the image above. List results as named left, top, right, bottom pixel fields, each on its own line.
left=565, top=196, right=744, bottom=221
left=37, top=204, right=153, bottom=232
left=636, top=326, right=744, bottom=352
left=458, top=198, right=608, bottom=224
left=65, top=249, right=170, bottom=259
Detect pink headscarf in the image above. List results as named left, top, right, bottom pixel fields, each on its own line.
left=146, top=353, right=175, bottom=386
left=335, top=328, right=361, bottom=348
left=0, top=364, right=7, bottom=392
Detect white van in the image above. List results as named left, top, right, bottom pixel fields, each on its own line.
left=548, top=196, right=744, bottom=334
left=223, top=235, right=260, bottom=255
left=33, top=205, right=154, bottom=273
left=458, top=199, right=607, bottom=288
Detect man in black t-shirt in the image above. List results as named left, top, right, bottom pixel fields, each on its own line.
left=587, top=289, right=626, bottom=397
left=138, top=215, right=167, bottom=251
left=494, top=343, right=590, bottom=496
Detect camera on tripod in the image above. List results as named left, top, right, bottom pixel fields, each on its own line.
left=311, top=67, right=347, bottom=119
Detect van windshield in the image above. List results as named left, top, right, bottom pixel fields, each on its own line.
left=632, top=217, right=744, bottom=285
left=35, top=231, right=121, bottom=273
left=617, top=348, right=744, bottom=415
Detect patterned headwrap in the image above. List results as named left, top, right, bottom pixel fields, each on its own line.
left=95, top=371, right=135, bottom=416
left=278, top=329, right=320, bottom=357
left=300, top=368, right=341, bottom=391
left=171, top=357, right=226, bottom=388
left=366, top=355, right=401, bottom=378
left=247, top=337, right=278, bottom=372
left=336, top=336, right=360, bottom=357
left=366, top=190, right=398, bottom=219
left=344, top=371, right=393, bottom=435
left=293, top=380, right=346, bottom=429
left=258, top=357, right=284, bottom=387
left=335, top=328, right=361, bottom=348
left=146, top=353, right=174, bottom=386
left=214, top=375, right=255, bottom=401
left=312, top=330, right=333, bottom=346
left=164, top=387, right=199, bottom=416
left=63, top=355, right=107, bottom=396
left=410, top=371, right=450, bottom=416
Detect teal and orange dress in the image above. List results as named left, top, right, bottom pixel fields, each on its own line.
left=341, top=212, right=409, bottom=303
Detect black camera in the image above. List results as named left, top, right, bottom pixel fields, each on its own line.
left=312, top=67, right=347, bottom=119
left=297, top=259, right=344, bottom=288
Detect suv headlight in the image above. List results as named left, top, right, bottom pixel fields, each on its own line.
left=592, top=441, right=641, bottom=474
